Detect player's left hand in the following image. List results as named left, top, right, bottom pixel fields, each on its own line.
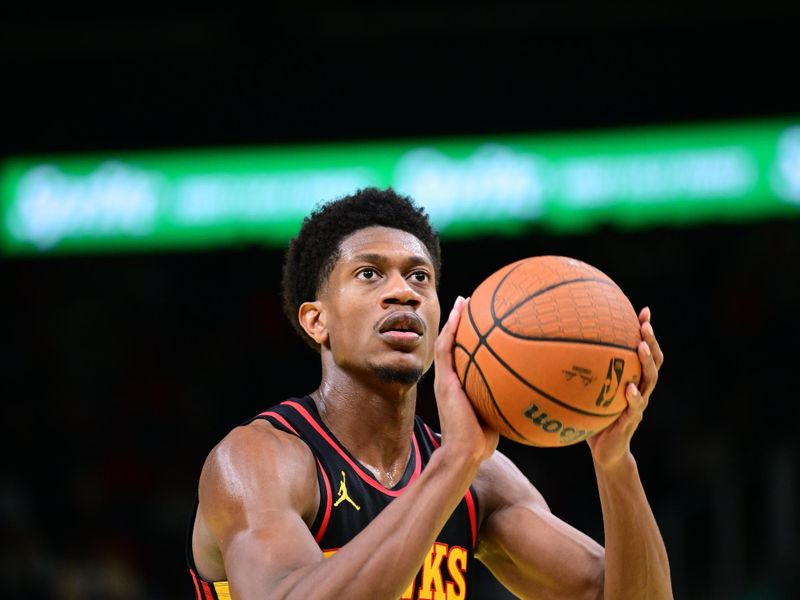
left=587, top=306, right=664, bottom=470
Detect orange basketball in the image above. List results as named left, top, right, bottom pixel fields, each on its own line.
left=454, top=256, right=642, bottom=447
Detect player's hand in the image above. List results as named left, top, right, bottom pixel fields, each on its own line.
left=587, top=306, right=664, bottom=470
left=434, top=296, right=499, bottom=464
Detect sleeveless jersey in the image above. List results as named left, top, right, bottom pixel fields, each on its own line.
left=187, top=396, right=480, bottom=600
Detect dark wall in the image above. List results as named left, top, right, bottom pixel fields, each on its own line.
left=4, top=5, right=799, bottom=155
left=3, top=7, right=800, bottom=599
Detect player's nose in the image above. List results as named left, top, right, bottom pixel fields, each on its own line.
left=381, top=271, right=422, bottom=307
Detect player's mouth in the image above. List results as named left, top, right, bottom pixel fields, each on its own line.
left=375, top=311, right=426, bottom=347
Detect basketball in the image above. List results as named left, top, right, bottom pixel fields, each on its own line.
left=453, top=256, right=642, bottom=447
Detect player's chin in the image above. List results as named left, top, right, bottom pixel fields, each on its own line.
left=367, top=356, right=425, bottom=386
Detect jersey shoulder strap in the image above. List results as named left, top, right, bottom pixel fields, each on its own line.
left=248, top=397, right=333, bottom=544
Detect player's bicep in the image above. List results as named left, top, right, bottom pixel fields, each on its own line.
left=198, top=422, right=323, bottom=598
left=223, top=510, right=325, bottom=599
left=474, top=452, right=604, bottom=600
left=480, top=502, right=604, bottom=600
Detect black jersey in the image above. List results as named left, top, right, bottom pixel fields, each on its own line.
left=187, top=396, right=480, bottom=600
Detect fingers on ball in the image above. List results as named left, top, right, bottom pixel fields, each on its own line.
left=627, top=382, right=647, bottom=411
left=641, top=320, right=665, bottom=368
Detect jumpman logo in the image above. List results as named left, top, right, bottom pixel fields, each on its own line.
left=333, top=471, right=361, bottom=510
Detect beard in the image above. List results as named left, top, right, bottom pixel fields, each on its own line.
left=369, top=363, right=423, bottom=386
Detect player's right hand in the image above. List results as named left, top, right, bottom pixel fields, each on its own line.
left=434, top=296, right=499, bottom=464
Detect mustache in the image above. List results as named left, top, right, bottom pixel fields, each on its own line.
left=374, top=311, right=426, bottom=336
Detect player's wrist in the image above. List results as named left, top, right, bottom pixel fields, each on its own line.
left=593, top=450, right=637, bottom=478
left=430, top=442, right=483, bottom=482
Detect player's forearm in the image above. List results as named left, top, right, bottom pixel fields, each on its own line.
left=595, top=453, right=673, bottom=600
left=271, top=445, right=480, bottom=600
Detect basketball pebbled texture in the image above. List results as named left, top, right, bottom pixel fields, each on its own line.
left=454, top=256, right=642, bottom=447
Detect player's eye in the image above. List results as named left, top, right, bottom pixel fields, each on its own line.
left=410, top=271, right=430, bottom=283
left=357, top=268, right=377, bottom=280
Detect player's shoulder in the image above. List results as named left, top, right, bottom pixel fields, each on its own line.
left=222, top=416, right=311, bottom=457
left=199, top=418, right=317, bottom=506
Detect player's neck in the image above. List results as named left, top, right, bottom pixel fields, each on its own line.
left=311, top=368, right=418, bottom=488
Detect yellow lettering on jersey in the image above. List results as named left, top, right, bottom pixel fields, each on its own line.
left=323, top=543, right=468, bottom=600
left=325, top=548, right=415, bottom=599
left=213, top=581, right=231, bottom=600
left=399, top=577, right=415, bottom=599
left=445, top=546, right=468, bottom=600
left=418, top=542, right=448, bottom=600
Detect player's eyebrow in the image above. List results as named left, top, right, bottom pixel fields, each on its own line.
left=351, top=253, right=433, bottom=269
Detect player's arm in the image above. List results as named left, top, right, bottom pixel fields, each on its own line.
left=473, top=308, right=672, bottom=600
left=197, top=297, right=498, bottom=600
left=473, top=450, right=606, bottom=600
left=584, top=307, right=672, bottom=599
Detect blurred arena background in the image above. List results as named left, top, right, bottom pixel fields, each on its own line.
left=2, top=5, right=799, bottom=599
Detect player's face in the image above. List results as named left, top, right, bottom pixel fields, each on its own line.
left=321, top=226, right=440, bottom=386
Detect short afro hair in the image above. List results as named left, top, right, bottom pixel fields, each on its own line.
left=281, top=187, right=441, bottom=350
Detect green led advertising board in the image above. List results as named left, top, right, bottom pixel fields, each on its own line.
left=2, top=118, right=799, bottom=255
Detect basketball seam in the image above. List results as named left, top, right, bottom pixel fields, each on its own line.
left=463, top=299, right=489, bottom=387
left=492, top=275, right=619, bottom=324
left=479, top=336, right=626, bottom=418
left=492, top=334, right=638, bottom=352
left=462, top=301, right=480, bottom=387
left=457, top=320, right=526, bottom=442
left=468, top=355, right=528, bottom=442
left=454, top=342, right=471, bottom=387
left=487, top=260, right=528, bottom=332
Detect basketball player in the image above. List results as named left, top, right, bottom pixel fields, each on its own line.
left=187, top=188, right=672, bottom=600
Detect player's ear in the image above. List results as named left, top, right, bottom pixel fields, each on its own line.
left=298, top=301, right=328, bottom=346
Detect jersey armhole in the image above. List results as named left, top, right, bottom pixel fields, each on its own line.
left=253, top=412, right=332, bottom=544
left=185, top=499, right=224, bottom=599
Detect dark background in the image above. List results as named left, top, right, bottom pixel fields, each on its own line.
left=2, top=5, right=800, bottom=599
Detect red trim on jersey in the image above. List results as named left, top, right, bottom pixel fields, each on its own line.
left=465, top=489, right=478, bottom=549
left=423, top=422, right=477, bottom=547
left=283, top=400, right=421, bottom=497
left=409, top=434, right=422, bottom=483
left=423, top=423, right=440, bottom=448
left=189, top=568, right=203, bottom=599
left=314, top=458, right=333, bottom=543
left=200, top=579, right=215, bottom=600
left=260, top=411, right=301, bottom=436
left=189, top=566, right=218, bottom=600
left=263, top=411, right=333, bottom=544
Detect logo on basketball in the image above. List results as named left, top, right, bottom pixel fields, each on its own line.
left=595, top=358, right=625, bottom=408
left=522, top=403, right=595, bottom=444
left=562, top=365, right=596, bottom=387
